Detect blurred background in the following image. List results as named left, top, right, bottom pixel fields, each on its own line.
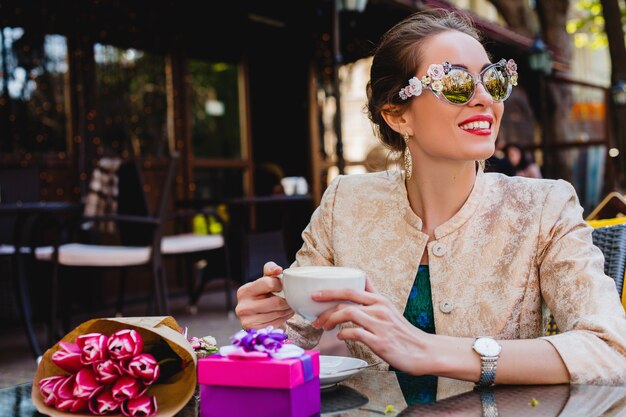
left=2, top=0, right=625, bottom=210
left=2, top=0, right=626, bottom=364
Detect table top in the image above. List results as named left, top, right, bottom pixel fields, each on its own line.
left=175, top=194, right=313, bottom=209
left=0, top=201, right=82, bottom=214
left=5, top=371, right=626, bottom=416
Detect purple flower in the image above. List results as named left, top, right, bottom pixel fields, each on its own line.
left=51, top=342, right=83, bottom=373
left=77, top=332, right=109, bottom=365
left=231, top=326, right=287, bottom=353
left=121, top=394, right=158, bottom=417
left=108, top=329, right=144, bottom=361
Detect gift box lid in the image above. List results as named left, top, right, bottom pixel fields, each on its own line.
left=198, top=350, right=319, bottom=389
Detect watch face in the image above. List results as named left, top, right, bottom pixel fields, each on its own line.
left=474, top=337, right=502, bottom=357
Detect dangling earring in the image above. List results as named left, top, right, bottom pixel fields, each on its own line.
left=402, top=132, right=412, bottom=180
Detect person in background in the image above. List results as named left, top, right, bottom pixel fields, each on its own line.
left=504, top=143, right=542, bottom=178
left=235, top=9, right=626, bottom=388
left=484, top=138, right=515, bottom=176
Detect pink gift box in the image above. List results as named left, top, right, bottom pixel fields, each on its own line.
left=198, top=350, right=320, bottom=389
left=200, top=377, right=320, bottom=417
left=198, top=350, right=320, bottom=417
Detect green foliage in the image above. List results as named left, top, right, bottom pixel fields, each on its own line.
left=567, top=0, right=626, bottom=49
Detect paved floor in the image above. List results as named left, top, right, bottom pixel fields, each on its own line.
left=0, top=286, right=348, bottom=389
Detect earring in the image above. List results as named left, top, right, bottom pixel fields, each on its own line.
left=402, top=132, right=412, bottom=180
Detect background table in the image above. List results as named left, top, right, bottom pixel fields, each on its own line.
left=5, top=370, right=626, bottom=416
left=0, top=202, right=82, bottom=360
left=176, top=195, right=314, bottom=284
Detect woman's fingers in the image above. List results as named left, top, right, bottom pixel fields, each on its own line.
left=311, top=287, right=385, bottom=306
left=364, top=277, right=379, bottom=293
left=239, top=309, right=295, bottom=331
left=263, top=261, right=283, bottom=276
left=237, top=275, right=284, bottom=300
left=236, top=291, right=292, bottom=316
left=316, top=304, right=383, bottom=332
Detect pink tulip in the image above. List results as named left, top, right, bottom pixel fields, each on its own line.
left=94, top=359, right=123, bottom=384
left=77, top=332, right=109, bottom=365
left=55, top=397, right=89, bottom=412
left=73, top=367, right=103, bottom=399
left=108, top=329, right=144, bottom=361
left=52, top=373, right=90, bottom=411
left=55, top=373, right=77, bottom=401
left=121, top=394, right=157, bottom=417
left=111, top=375, right=147, bottom=401
left=38, top=375, right=65, bottom=406
left=39, top=375, right=65, bottom=395
left=125, top=353, right=160, bottom=385
left=51, top=342, right=84, bottom=373
left=89, top=389, right=122, bottom=415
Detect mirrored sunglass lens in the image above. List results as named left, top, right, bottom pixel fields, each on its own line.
left=441, top=69, right=474, bottom=104
left=483, top=65, right=509, bottom=101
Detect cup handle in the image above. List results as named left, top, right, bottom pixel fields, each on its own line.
left=271, top=273, right=285, bottom=299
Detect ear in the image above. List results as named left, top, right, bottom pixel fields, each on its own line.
left=381, top=104, right=413, bottom=136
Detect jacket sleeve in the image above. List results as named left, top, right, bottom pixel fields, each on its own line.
left=538, top=180, right=626, bottom=384
left=286, top=175, right=342, bottom=349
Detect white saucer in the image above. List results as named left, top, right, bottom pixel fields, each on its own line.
left=319, top=355, right=368, bottom=389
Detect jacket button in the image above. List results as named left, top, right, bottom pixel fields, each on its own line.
left=432, top=243, right=446, bottom=257
left=439, top=300, right=454, bottom=313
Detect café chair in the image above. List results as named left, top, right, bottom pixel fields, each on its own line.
left=546, top=222, right=626, bottom=335
left=585, top=192, right=626, bottom=221
left=0, top=166, right=44, bottom=358
left=35, top=153, right=179, bottom=343
left=161, top=206, right=233, bottom=314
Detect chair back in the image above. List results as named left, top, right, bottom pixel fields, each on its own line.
left=546, top=222, right=626, bottom=335
left=0, top=166, right=40, bottom=244
left=147, top=152, right=179, bottom=253
left=117, top=159, right=151, bottom=246
left=82, top=154, right=178, bottom=247
left=591, top=223, right=626, bottom=296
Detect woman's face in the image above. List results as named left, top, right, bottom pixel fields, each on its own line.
left=507, top=146, right=522, bottom=166
left=403, top=31, right=504, bottom=163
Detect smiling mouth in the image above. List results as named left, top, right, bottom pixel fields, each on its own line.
left=459, top=120, right=491, bottom=131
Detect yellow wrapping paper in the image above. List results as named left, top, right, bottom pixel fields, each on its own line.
left=32, top=316, right=197, bottom=417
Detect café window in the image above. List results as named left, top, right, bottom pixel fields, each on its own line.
left=94, top=44, right=168, bottom=157
left=0, top=28, right=69, bottom=153
left=188, top=59, right=241, bottom=159
left=320, top=58, right=399, bottom=184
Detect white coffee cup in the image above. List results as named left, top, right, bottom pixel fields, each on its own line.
left=275, top=265, right=366, bottom=321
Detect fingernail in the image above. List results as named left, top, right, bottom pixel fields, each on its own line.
left=311, top=291, right=321, bottom=299
left=311, top=319, right=319, bottom=328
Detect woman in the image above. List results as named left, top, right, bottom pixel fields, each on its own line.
left=235, top=9, right=626, bottom=386
left=504, top=143, right=543, bottom=178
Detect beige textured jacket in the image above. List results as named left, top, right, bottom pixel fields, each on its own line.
left=286, top=168, right=626, bottom=385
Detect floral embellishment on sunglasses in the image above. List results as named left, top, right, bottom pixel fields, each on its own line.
left=399, top=58, right=518, bottom=104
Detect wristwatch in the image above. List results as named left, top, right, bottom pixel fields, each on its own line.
left=472, top=336, right=502, bottom=388
left=478, top=388, right=499, bottom=417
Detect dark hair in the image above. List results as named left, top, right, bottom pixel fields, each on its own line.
left=366, top=9, right=482, bottom=152
left=504, top=143, right=532, bottom=170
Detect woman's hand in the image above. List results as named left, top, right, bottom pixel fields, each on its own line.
left=235, top=261, right=295, bottom=330
left=310, top=279, right=433, bottom=375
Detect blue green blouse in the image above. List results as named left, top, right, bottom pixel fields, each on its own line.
left=393, top=265, right=438, bottom=405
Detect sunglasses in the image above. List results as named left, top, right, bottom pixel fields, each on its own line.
left=399, top=58, right=518, bottom=105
